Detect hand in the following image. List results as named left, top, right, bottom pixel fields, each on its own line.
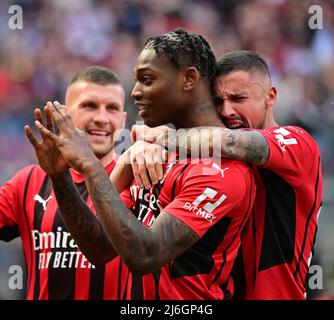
left=31, top=101, right=99, bottom=174
left=25, top=103, right=69, bottom=178
left=131, top=124, right=170, bottom=146
left=126, top=140, right=168, bottom=189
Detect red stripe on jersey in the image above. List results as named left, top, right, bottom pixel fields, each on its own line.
left=1, top=158, right=126, bottom=300
left=239, top=126, right=323, bottom=300
left=125, top=157, right=255, bottom=300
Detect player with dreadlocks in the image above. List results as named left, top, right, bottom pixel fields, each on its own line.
left=27, top=28, right=255, bottom=300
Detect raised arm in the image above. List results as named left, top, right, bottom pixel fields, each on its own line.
left=50, top=172, right=118, bottom=264
left=25, top=103, right=117, bottom=265
left=34, top=101, right=199, bottom=275
left=84, top=162, right=198, bottom=274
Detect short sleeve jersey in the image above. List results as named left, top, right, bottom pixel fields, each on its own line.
left=0, top=159, right=128, bottom=300
left=124, top=156, right=255, bottom=300
left=233, top=126, right=323, bottom=300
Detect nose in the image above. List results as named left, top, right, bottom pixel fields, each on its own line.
left=93, top=106, right=109, bottom=124
left=220, top=100, right=236, bottom=118
left=131, top=82, right=143, bottom=100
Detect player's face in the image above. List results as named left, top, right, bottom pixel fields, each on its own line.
left=65, top=81, right=126, bottom=161
left=214, top=70, right=275, bottom=129
left=131, top=48, right=184, bottom=127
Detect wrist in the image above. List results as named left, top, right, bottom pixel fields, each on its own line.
left=49, top=170, right=71, bottom=182
left=82, top=159, right=105, bottom=178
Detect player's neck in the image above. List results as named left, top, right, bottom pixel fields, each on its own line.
left=98, top=150, right=115, bottom=167
left=173, top=92, right=223, bottom=129
left=263, top=113, right=279, bottom=129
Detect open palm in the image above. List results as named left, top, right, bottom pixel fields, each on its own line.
left=25, top=105, right=69, bottom=177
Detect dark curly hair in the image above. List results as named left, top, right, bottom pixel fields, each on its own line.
left=144, top=28, right=218, bottom=83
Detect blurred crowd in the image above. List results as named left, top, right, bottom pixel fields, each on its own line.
left=0, top=0, right=333, bottom=299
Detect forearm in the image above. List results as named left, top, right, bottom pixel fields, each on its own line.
left=175, top=127, right=269, bottom=166
left=109, top=150, right=134, bottom=193
left=83, top=162, right=159, bottom=274
left=50, top=171, right=117, bottom=264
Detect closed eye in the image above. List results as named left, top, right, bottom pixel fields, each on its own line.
left=213, top=97, right=224, bottom=106
left=230, top=95, right=246, bottom=102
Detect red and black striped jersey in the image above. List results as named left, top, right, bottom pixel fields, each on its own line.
left=233, top=126, right=323, bottom=300
left=0, top=159, right=128, bottom=300
left=122, top=155, right=255, bottom=300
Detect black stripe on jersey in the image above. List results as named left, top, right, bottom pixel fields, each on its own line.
left=219, top=253, right=232, bottom=299
left=23, top=166, right=36, bottom=298
left=122, top=271, right=130, bottom=300
left=258, top=169, right=296, bottom=272
left=47, top=181, right=89, bottom=300
left=170, top=217, right=231, bottom=278
left=33, top=175, right=53, bottom=299
left=230, top=246, right=246, bottom=300
left=152, top=269, right=161, bottom=300
left=0, top=225, right=19, bottom=241
left=131, top=273, right=143, bottom=300
left=170, top=163, right=190, bottom=199
left=212, top=172, right=255, bottom=289
left=251, top=208, right=257, bottom=287
left=89, top=264, right=105, bottom=300
left=293, top=158, right=321, bottom=280
left=117, top=260, right=123, bottom=300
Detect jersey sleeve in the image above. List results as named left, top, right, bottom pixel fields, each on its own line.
left=163, top=161, right=253, bottom=238
left=0, top=166, right=34, bottom=241
left=259, top=126, right=320, bottom=185
left=119, top=188, right=133, bottom=210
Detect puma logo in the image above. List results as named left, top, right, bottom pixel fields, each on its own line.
left=33, top=194, right=53, bottom=211
left=212, top=163, right=229, bottom=178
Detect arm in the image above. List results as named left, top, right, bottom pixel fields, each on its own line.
left=170, top=127, right=269, bottom=166
left=50, top=172, right=118, bottom=265
left=36, top=102, right=199, bottom=274
left=83, top=162, right=199, bottom=274
left=131, top=124, right=269, bottom=166
left=25, top=103, right=117, bottom=264
left=109, top=150, right=134, bottom=193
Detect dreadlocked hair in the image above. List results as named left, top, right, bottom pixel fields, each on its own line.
left=144, top=28, right=218, bottom=83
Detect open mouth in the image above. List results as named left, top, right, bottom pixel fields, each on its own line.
left=87, top=130, right=110, bottom=137
left=224, top=120, right=246, bottom=129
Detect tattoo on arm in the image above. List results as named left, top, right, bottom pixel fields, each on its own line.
left=223, top=129, right=269, bottom=166
left=150, top=213, right=199, bottom=269
left=84, top=165, right=199, bottom=274
left=175, top=127, right=269, bottom=166
left=51, top=172, right=117, bottom=264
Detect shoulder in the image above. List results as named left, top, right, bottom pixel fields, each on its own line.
left=180, top=158, right=253, bottom=191
left=10, top=164, right=43, bottom=182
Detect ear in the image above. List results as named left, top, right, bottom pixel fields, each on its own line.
left=266, top=86, right=277, bottom=108
left=183, top=67, right=200, bottom=91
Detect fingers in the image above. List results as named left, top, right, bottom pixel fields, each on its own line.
left=44, top=105, right=56, bottom=133
left=130, top=125, right=156, bottom=143
left=130, top=152, right=147, bottom=189
left=129, top=142, right=167, bottom=189
left=143, top=152, right=158, bottom=187
left=34, top=119, right=59, bottom=142
left=47, top=101, right=75, bottom=133
left=34, top=108, right=43, bottom=124
left=24, top=125, right=39, bottom=148
left=153, top=146, right=164, bottom=181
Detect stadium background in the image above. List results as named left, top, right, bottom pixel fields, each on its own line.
left=0, top=0, right=333, bottom=299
